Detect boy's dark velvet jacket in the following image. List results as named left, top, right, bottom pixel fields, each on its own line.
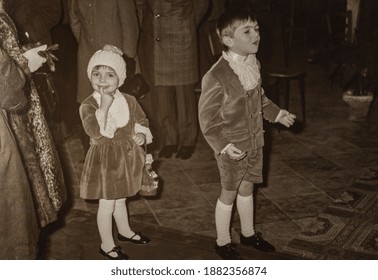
left=199, top=56, right=281, bottom=155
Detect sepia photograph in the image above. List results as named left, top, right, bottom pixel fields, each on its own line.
left=0, top=0, right=377, bottom=278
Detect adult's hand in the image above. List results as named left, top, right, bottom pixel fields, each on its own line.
left=22, top=44, right=47, bottom=72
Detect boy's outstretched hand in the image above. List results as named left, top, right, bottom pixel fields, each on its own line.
left=277, top=110, right=296, bottom=127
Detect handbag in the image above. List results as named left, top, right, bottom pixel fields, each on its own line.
left=119, top=55, right=150, bottom=100
left=139, top=152, right=159, bottom=197
left=31, top=43, right=60, bottom=120
left=121, top=73, right=150, bottom=100
left=32, top=71, right=59, bottom=120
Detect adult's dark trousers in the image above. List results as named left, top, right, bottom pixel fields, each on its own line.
left=155, top=84, right=198, bottom=148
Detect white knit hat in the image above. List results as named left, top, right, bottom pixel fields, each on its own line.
left=87, top=49, right=127, bottom=87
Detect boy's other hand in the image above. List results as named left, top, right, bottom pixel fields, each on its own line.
left=277, top=110, right=296, bottom=127
left=226, top=145, right=247, bottom=161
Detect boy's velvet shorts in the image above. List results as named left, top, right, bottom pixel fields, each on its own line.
left=215, top=148, right=263, bottom=190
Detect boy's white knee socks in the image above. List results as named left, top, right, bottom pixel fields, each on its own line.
left=215, top=199, right=233, bottom=246
left=236, top=194, right=255, bottom=237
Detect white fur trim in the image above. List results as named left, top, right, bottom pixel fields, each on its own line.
left=93, top=90, right=129, bottom=130
left=95, top=109, right=117, bottom=138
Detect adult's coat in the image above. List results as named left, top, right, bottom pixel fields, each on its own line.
left=69, top=0, right=139, bottom=102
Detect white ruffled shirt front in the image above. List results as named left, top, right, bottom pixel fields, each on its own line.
left=222, top=50, right=260, bottom=91
left=93, top=90, right=152, bottom=143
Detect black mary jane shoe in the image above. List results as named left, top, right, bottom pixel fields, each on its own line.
left=215, top=243, right=243, bottom=260
left=240, top=232, right=276, bottom=252
left=158, top=145, right=177, bottom=158
left=99, top=246, right=129, bottom=260
left=118, top=232, right=151, bottom=245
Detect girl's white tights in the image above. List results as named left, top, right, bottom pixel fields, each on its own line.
left=113, top=198, right=134, bottom=237
left=97, top=198, right=134, bottom=253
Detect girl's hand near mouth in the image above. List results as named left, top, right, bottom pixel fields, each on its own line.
left=99, top=86, right=115, bottom=111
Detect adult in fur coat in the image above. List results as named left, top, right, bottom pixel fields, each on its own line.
left=0, top=1, right=66, bottom=235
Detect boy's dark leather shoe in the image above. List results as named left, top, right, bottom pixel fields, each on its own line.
left=158, top=145, right=177, bottom=158
left=99, top=246, right=129, bottom=260
left=215, top=243, right=243, bottom=260
left=176, top=146, right=195, bottom=160
left=240, top=233, right=276, bottom=252
left=118, top=232, right=151, bottom=244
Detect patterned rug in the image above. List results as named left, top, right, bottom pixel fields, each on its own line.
left=283, top=169, right=378, bottom=260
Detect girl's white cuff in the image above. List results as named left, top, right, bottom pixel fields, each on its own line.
left=220, top=143, right=234, bottom=155
left=275, top=109, right=286, bottom=123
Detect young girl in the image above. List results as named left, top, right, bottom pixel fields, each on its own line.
left=79, top=46, right=153, bottom=260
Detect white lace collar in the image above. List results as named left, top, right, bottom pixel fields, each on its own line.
left=222, top=50, right=260, bottom=91
left=93, top=89, right=129, bottom=128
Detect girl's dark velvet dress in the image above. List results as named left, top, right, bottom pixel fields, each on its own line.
left=79, top=93, right=150, bottom=199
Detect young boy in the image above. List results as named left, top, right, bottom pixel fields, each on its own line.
left=198, top=9, right=296, bottom=260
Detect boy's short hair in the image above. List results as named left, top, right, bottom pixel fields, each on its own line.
left=216, top=8, right=257, bottom=40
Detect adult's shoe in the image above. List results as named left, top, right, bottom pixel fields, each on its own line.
left=158, top=145, right=177, bottom=158
left=176, top=146, right=194, bottom=160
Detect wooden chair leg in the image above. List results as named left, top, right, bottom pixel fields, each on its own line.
left=299, top=75, right=306, bottom=123
left=274, top=79, right=280, bottom=106
left=284, top=79, right=290, bottom=110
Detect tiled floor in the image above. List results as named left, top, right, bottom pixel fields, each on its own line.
left=47, top=49, right=378, bottom=260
